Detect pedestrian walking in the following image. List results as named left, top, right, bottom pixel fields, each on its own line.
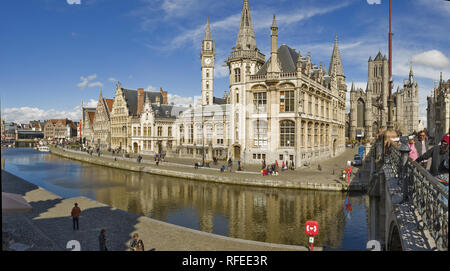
left=130, top=233, right=145, bottom=251
left=71, top=203, right=81, bottom=230
left=228, top=158, right=232, bottom=172
left=99, top=229, right=108, bottom=251
left=262, top=159, right=266, bottom=170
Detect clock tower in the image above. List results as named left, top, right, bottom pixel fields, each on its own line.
left=201, top=17, right=214, bottom=106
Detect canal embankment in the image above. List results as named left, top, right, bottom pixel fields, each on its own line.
left=49, top=146, right=367, bottom=192
left=2, top=169, right=311, bottom=251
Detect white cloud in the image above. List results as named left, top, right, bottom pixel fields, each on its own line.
left=83, top=99, right=98, bottom=108
left=108, top=77, right=118, bottom=82
left=366, top=0, right=381, bottom=4
left=412, top=50, right=450, bottom=69
left=77, top=74, right=104, bottom=90
left=67, top=0, right=81, bottom=5
left=167, top=93, right=195, bottom=106
left=88, top=82, right=103, bottom=88
left=3, top=106, right=82, bottom=123
left=146, top=85, right=157, bottom=92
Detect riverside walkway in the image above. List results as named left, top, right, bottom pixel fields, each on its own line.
left=49, top=146, right=367, bottom=191
left=2, top=170, right=310, bottom=251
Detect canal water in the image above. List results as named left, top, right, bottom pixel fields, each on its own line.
left=2, top=148, right=369, bottom=250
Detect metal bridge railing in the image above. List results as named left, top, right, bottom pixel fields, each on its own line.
left=381, top=137, right=448, bottom=251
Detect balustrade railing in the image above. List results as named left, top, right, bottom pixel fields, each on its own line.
left=378, top=138, right=448, bottom=251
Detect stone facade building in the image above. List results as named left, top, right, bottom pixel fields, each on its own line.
left=427, top=74, right=450, bottom=142
left=110, top=84, right=168, bottom=151
left=349, top=54, right=419, bottom=140
left=44, top=119, right=77, bottom=140
left=175, top=0, right=347, bottom=167
left=130, top=93, right=185, bottom=155
left=92, top=90, right=114, bottom=149
left=80, top=105, right=96, bottom=146
left=175, top=103, right=230, bottom=160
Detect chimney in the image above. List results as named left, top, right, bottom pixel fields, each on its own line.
left=160, top=87, right=168, bottom=105
left=137, top=88, right=144, bottom=115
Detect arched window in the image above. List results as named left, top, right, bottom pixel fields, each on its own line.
left=234, top=68, right=241, bottom=82
left=280, top=120, right=295, bottom=147
left=357, top=98, right=365, bottom=127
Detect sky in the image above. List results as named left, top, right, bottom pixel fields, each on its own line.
left=1, top=0, right=449, bottom=127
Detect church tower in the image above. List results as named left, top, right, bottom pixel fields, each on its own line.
left=201, top=17, right=214, bottom=106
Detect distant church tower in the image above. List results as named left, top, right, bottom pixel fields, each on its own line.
left=201, top=17, right=214, bottom=106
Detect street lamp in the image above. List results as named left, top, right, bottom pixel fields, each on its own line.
left=202, top=104, right=205, bottom=167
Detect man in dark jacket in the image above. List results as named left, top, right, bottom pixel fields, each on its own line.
left=71, top=203, right=81, bottom=230
left=416, top=135, right=449, bottom=176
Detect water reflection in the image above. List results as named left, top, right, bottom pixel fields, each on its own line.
left=3, top=148, right=368, bottom=249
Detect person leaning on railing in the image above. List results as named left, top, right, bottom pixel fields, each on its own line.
left=416, top=135, right=449, bottom=184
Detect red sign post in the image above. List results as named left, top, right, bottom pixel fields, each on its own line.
left=346, top=167, right=352, bottom=185
left=305, top=220, right=319, bottom=251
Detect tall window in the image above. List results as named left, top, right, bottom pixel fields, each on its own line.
left=196, top=124, right=203, bottom=144
left=308, top=122, right=312, bottom=146
left=188, top=124, right=193, bottom=144
left=254, top=120, right=267, bottom=147
left=315, top=97, right=319, bottom=116
left=308, top=94, right=312, bottom=114
left=314, top=123, right=318, bottom=147
left=157, top=126, right=162, bottom=137
left=280, top=120, right=295, bottom=147
left=301, top=121, right=305, bottom=147
left=179, top=125, right=184, bottom=143
left=280, top=90, right=294, bottom=112
left=216, top=123, right=224, bottom=144
left=234, top=68, right=241, bottom=82
left=168, top=127, right=172, bottom=137
left=321, top=99, right=324, bottom=117
left=206, top=124, right=212, bottom=142
left=236, top=90, right=239, bottom=103
left=253, top=92, right=267, bottom=113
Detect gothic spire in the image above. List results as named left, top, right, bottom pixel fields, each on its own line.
left=235, top=0, right=257, bottom=51
left=204, top=16, right=212, bottom=41
left=329, top=35, right=344, bottom=77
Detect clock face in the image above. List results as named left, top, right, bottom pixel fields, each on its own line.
left=204, top=58, right=211, bottom=65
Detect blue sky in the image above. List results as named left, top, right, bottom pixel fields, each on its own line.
left=1, top=0, right=449, bottom=126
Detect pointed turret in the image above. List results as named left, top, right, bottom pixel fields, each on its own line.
left=267, top=15, right=280, bottom=74
left=235, top=0, right=257, bottom=51
left=409, top=61, right=414, bottom=84
left=351, top=82, right=355, bottom=92
left=329, top=35, right=344, bottom=77
left=204, top=16, right=212, bottom=41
